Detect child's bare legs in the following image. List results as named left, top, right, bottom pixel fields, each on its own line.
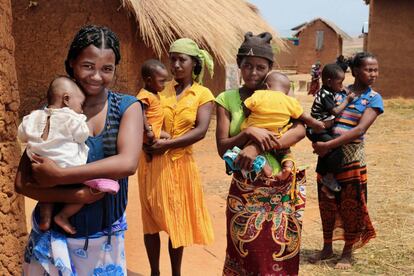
left=54, top=203, right=84, bottom=234
left=262, top=163, right=273, bottom=177
left=39, top=202, right=53, bottom=231
left=321, top=185, right=335, bottom=199
left=274, top=160, right=294, bottom=180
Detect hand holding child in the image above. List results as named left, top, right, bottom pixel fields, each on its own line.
left=346, top=92, right=356, bottom=103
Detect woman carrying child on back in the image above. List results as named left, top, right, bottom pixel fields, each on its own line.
left=310, top=52, right=383, bottom=269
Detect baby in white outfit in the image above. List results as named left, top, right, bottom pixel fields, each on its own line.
left=18, top=76, right=119, bottom=234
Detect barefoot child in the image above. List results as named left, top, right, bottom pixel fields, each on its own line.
left=224, top=71, right=325, bottom=180
left=18, top=76, right=119, bottom=234
left=136, top=59, right=171, bottom=150
left=306, top=63, right=355, bottom=198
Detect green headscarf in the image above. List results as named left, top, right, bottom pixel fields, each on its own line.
left=169, top=38, right=214, bottom=84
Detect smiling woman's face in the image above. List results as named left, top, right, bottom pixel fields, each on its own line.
left=239, top=56, right=271, bottom=90
left=69, top=44, right=116, bottom=96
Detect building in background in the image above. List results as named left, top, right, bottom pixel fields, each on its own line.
left=364, top=0, right=414, bottom=98
left=277, top=18, right=351, bottom=74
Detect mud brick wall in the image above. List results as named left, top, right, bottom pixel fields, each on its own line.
left=0, top=0, right=28, bottom=274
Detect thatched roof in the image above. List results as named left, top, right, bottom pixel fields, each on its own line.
left=291, top=18, right=352, bottom=40
left=121, top=0, right=284, bottom=64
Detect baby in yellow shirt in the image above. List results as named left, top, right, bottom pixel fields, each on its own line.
left=239, top=71, right=324, bottom=179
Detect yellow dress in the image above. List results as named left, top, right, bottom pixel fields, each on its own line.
left=138, top=80, right=215, bottom=248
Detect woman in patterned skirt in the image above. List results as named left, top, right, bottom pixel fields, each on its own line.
left=311, top=52, right=383, bottom=269
left=215, top=32, right=307, bottom=276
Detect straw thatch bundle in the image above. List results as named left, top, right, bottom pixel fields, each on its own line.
left=121, top=0, right=284, bottom=64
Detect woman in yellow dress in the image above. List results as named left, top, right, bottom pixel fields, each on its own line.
left=140, top=38, right=215, bottom=276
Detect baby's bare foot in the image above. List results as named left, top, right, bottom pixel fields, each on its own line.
left=321, top=185, right=335, bottom=199
left=38, top=218, right=51, bottom=232
left=54, top=214, right=76, bottom=235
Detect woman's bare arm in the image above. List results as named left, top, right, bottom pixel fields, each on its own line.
left=15, top=152, right=104, bottom=203
left=145, top=101, right=214, bottom=154
left=313, top=107, right=380, bottom=156
left=276, top=120, right=306, bottom=149
left=215, top=104, right=280, bottom=157
left=215, top=104, right=249, bottom=157
left=31, top=102, right=143, bottom=186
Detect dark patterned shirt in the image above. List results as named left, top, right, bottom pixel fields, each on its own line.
left=310, top=87, right=337, bottom=121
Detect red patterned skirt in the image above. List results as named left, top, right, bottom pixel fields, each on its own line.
left=223, top=170, right=306, bottom=276
left=317, top=143, right=376, bottom=248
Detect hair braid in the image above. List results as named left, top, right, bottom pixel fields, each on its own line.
left=65, top=25, right=121, bottom=77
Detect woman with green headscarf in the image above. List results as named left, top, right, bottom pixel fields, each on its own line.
left=141, top=38, right=215, bottom=276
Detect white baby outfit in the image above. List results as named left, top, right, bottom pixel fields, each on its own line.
left=18, top=107, right=89, bottom=167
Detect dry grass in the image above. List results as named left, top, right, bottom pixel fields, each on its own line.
left=295, top=94, right=414, bottom=275
left=199, top=91, right=414, bottom=275
left=121, top=0, right=284, bottom=64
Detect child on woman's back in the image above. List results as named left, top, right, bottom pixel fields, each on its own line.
left=307, top=63, right=355, bottom=198
left=224, top=71, right=325, bottom=180
left=18, top=76, right=119, bottom=234
left=136, top=59, right=170, bottom=152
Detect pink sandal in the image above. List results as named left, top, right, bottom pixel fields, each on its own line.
left=83, top=178, right=119, bottom=194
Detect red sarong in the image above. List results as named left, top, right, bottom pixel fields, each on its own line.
left=223, top=170, right=306, bottom=276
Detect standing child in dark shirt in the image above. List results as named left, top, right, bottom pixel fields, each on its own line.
left=307, top=63, right=355, bottom=198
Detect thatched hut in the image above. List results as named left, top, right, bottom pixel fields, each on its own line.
left=286, top=18, right=351, bottom=73
left=364, top=0, right=414, bottom=98
left=12, top=0, right=283, bottom=117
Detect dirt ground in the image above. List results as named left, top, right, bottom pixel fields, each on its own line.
left=24, top=73, right=414, bottom=275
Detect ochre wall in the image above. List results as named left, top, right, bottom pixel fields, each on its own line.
left=12, top=0, right=225, bottom=117
left=295, top=20, right=341, bottom=73
left=0, top=0, right=28, bottom=274
left=367, top=0, right=414, bottom=98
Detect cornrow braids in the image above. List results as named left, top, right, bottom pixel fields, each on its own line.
left=65, top=25, right=121, bottom=77
left=349, top=52, right=376, bottom=76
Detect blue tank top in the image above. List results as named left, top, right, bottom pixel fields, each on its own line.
left=34, top=91, right=139, bottom=238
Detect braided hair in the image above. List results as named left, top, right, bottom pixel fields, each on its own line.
left=349, top=52, right=376, bottom=77
left=65, top=25, right=121, bottom=78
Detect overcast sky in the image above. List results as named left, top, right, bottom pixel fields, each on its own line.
left=249, top=0, right=369, bottom=37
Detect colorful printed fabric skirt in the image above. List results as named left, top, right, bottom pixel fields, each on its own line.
left=23, top=212, right=127, bottom=276
left=317, top=143, right=376, bottom=249
left=223, top=169, right=306, bottom=276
